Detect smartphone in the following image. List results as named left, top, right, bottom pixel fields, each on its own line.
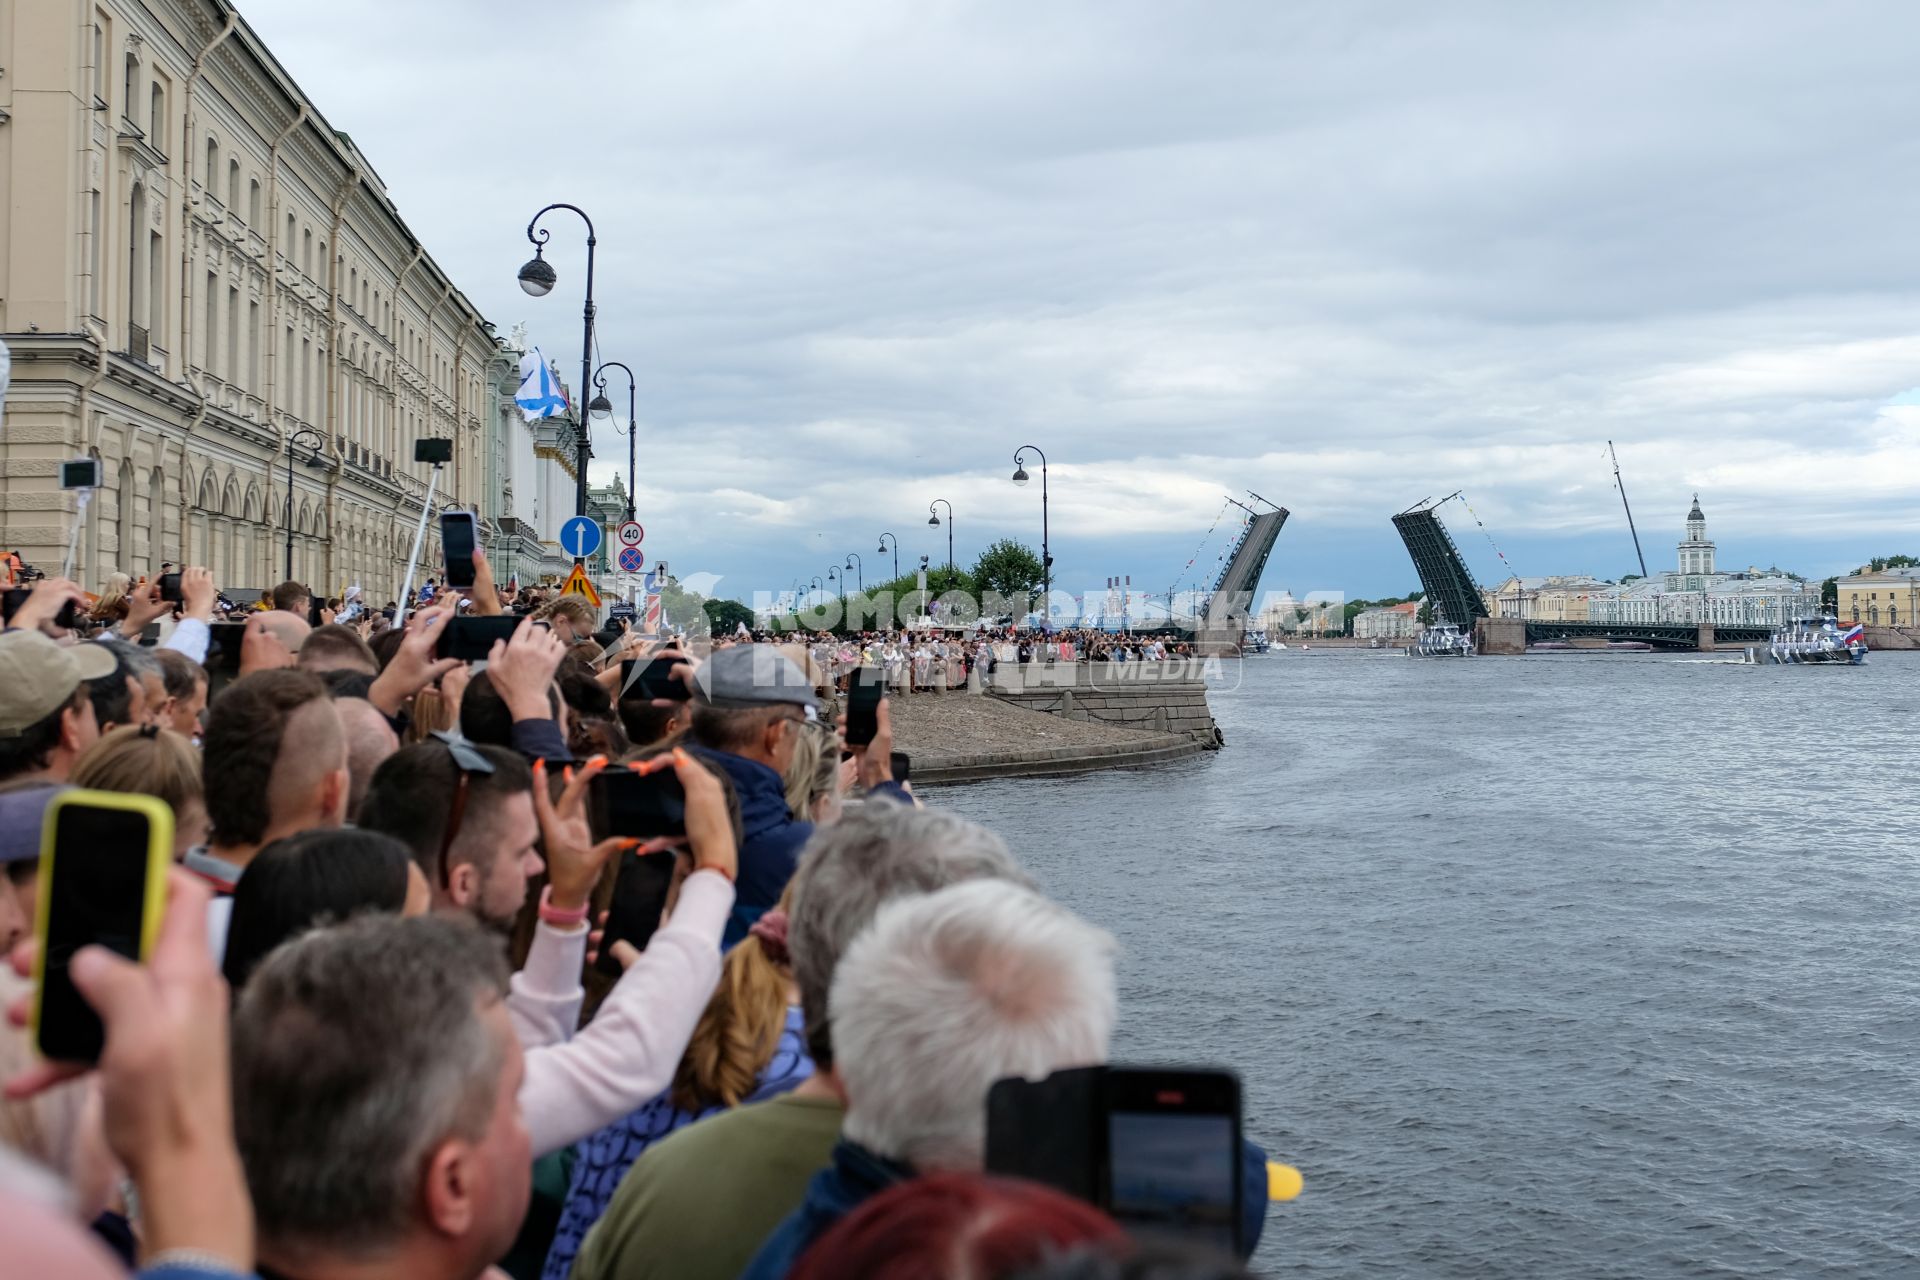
left=590, top=767, right=687, bottom=839
left=593, top=850, right=676, bottom=979
left=308, top=599, right=325, bottom=627
left=158, top=572, right=183, bottom=604
left=889, top=750, right=911, bottom=784
left=434, top=614, right=520, bottom=662
left=621, top=655, right=692, bottom=702
left=206, top=621, right=247, bottom=675
left=985, top=1065, right=1244, bottom=1256
left=1, top=587, right=80, bottom=630
left=1102, top=1068, right=1244, bottom=1255
left=845, top=667, right=885, bottom=747
left=30, top=792, right=173, bottom=1063
left=440, top=511, right=478, bottom=590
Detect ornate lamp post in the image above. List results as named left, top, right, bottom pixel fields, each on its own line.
left=877, top=532, right=899, bottom=583
left=1011, top=445, right=1050, bottom=624
left=844, top=552, right=863, bottom=594
left=927, top=499, right=953, bottom=576
left=591, top=361, right=637, bottom=521
left=517, top=203, right=597, bottom=517
left=283, top=427, right=324, bottom=582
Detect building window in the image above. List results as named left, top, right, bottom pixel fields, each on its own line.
left=123, top=53, right=137, bottom=121
left=249, top=180, right=261, bottom=226
left=302, top=229, right=312, bottom=276
left=205, top=137, right=218, bottom=194
left=91, top=23, right=106, bottom=107
left=149, top=83, right=164, bottom=140
left=227, top=160, right=241, bottom=215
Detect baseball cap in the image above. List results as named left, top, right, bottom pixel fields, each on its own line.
left=691, top=644, right=820, bottom=712
left=0, top=783, right=64, bottom=867
left=0, top=631, right=118, bottom=736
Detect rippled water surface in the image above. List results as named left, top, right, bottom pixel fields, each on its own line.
left=931, top=651, right=1920, bottom=1277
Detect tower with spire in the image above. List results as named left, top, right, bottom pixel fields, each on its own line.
left=1673, top=494, right=1716, bottom=589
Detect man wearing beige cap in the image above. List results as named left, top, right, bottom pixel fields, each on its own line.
left=0, top=628, right=112, bottom=787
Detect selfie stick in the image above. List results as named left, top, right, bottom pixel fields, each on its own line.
left=60, top=489, right=93, bottom=582
left=395, top=461, right=444, bottom=626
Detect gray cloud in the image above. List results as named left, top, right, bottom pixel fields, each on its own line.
left=244, top=0, right=1920, bottom=595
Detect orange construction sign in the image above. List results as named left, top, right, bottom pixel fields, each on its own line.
left=560, top=562, right=602, bottom=608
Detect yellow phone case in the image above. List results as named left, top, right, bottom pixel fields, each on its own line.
left=29, top=789, right=174, bottom=1057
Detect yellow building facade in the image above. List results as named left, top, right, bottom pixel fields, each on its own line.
left=1836, top=569, right=1920, bottom=628
left=0, top=0, right=503, bottom=596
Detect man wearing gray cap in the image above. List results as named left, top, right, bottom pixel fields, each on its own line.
left=690, top=644, right=906, bottom=948
left=0, top=629, right=113, bottom=788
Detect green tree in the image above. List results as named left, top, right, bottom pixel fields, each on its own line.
left=969, top=539, right=1044, bottom=599
left=1820, top=576, right=1838, bottom=611
left=703, top=597, right=756, bottom=635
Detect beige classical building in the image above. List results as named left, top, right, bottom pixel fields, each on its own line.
left=1835, top=567, right=1920, bottom=628
left=1481, top=574, right=1609, bottom=621
left=0, top=0, right=506, bottom=598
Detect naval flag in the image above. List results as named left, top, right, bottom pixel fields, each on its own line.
left=516, top=348, right=568, bottom=422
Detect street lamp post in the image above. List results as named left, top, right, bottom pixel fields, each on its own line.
left=877, top=532, right=899, bottom=584
left=283, top=427, right=324, bottom=583
left=1011, top=445, right=1050, bottom=628
left=844, top=552, right=863, bottom=595
left=827, top=567, right=841, bottom=623
left=517, top=203, right=597, bottom=519
left=927, top=499, right=953, bottom=576
left=591, top=361, right=637, bottom=522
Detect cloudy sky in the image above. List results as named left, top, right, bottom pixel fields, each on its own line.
left=241, top=0, right=1920, bottom=605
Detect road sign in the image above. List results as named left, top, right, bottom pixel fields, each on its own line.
left=560, top=562, right=602, bottom=607
left=608, top=599, right=637, bottom=619
left=616, top=521, right=645, bottom=548
left=559, top=516, right=602, bottom=560
left=618, top=546, right=646, bottom=574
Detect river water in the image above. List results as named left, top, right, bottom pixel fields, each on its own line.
left=931, top=650, right=1920, bottom=1277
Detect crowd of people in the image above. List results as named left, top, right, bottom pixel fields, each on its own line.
left=0, top=550, right=1274, bottom=1280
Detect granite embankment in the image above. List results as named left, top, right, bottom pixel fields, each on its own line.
left=887, top=662, right=1220, bottom=784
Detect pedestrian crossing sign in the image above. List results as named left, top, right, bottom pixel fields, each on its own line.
left=560, top=562, right=601, bottom=607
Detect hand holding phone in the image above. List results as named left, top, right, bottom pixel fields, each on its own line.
left=621, top=654, right=695, bottom=702
left=158, top=572, right=183, bottom=604
left=845, top=667, right=885, bottom=746
left=591, top=760, right=688, bottom=839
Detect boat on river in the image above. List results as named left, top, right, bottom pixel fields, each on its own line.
left=1408, top=623, right=1475, bottom=657
left=1243, top=629, right=1271, bottom=654
left=1755, top=615, right=1867, bottom=665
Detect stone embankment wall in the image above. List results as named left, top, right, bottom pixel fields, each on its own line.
left=1863, top=626, right=1919, bottom=651
left=985, top=661, right=1223, bottom=747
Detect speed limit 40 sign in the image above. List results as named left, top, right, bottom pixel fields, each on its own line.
left=616, top=521, right=645, bottom=549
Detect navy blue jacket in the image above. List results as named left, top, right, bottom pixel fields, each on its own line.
left=694, top=748, right=910, bottom=948
left=737, top=1137, right=1272, bottom=1278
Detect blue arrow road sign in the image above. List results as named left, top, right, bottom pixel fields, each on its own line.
left=559, top=516, right=602, bottom=560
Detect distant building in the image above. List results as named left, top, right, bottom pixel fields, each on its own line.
left=1353, top=601, right=1420, bottom=638
left=1586, top=496, right=1815, bottom=625
left=1835, top=567, right=1920, bottom=627
left=1482, top=575, right=1611, bottom=620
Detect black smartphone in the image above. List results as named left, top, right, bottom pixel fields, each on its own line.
left=308, top=599, right=325, bottom=627
left=590, top=767, right=687, bottom=839
left=622, top=655, right=692, bottom=702
left=593, top=850, right=676, bottom=979
left=158, top=572, right=183, bottom=603
left=1102, top=1068, right=1244, bottom=1255
left=845, top=667, right=885, bottom=747
left=434, top=614, right=520, bottom=662
left=985, top=1065, right=1244, bottom=1256
left=440, top=511, right=478, bottom=590
left=889, top=750, right=911, bottom=784
left=2, top=587, right=80, bottom=630
left=204, top=621, right=247, bottom=698
left=32, top=793, right=172, bottom=1064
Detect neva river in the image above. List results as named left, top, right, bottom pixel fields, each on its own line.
left=932, top=650, right=1920, bottom=1277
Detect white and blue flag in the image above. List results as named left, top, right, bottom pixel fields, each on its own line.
left=516, top=348, right=568, bottom=422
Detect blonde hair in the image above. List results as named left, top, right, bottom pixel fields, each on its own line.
left=535, top=596, right=596, bottom=630
left=670, top=889, right=793, bottom=1112
left=404, top=687, right=456, bottom=744
left=71, top=725, right=203, bottom=821
left=782, top=720, right=838, bottom=821
left=89, top=572, right=134, bottom=622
